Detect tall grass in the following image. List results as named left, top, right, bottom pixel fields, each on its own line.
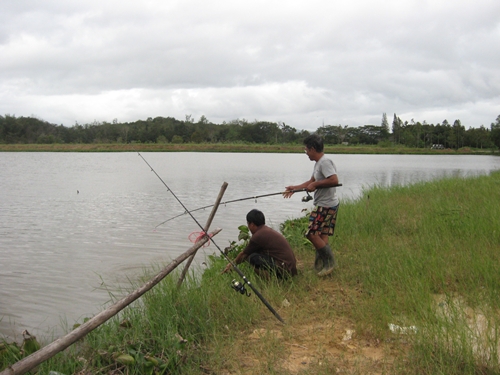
left=332, top=171, right=500, bottom=373
left=2, top=171, right=500, bottom=374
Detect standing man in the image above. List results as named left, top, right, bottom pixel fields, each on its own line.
left=222, top=209, right=297, bottom=278
left=283, top=134, right=339, bottom=276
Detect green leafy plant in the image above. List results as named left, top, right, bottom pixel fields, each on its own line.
left=222, top=225, right=250, bottom=258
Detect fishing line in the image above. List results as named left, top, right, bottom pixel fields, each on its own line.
left=155, top=185, right=342, bottom=229
left=138, top=152, right=286, bottom=324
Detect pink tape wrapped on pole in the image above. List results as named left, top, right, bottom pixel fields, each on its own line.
left=188, top=231, right=214, bottom=247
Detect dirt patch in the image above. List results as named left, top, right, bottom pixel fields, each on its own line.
left=221, top=277, right=407, bottom=374
left=276, top=318, right=395, bottom=374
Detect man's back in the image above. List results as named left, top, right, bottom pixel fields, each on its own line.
left=244, top=225, right=297, bottom=275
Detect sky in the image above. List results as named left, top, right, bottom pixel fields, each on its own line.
left=1, top=0, right=499, bottom=132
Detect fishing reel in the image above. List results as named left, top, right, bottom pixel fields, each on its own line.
left=231, top=279, right=251, bottom=297
left=302, top=192, right=313, bottom=202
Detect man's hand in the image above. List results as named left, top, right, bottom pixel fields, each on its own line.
left=283, top=186, right=295, bottom=199
left=306, top=183, right=317, bottom=192
left=221, top=263, right=232, bottom=274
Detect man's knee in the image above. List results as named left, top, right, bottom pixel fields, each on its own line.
left=248, top=253, right=270, bottom=269
left=247, top=253, right=259, bottom=266
left=306, top=231, right=319, bottom=242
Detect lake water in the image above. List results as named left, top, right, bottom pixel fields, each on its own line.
left=1, top=152, right=499, bottom=341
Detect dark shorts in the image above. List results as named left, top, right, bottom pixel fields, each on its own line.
left=247, top=253, right=289, bottom=278
left=306, top=204, right=339, bottom=236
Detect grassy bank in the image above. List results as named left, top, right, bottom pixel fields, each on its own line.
left=2, top=171, right=500, bottom=374
left=0, top=142, right=496, bottom=154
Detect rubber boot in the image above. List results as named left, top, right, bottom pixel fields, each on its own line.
left=317, top=244, right=336, bottom=277
left=314, top=249, right=323, bottom=271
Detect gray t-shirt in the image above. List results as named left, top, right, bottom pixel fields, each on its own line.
left=312, top=155, right=339, bottom=207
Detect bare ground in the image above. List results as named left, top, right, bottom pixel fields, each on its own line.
left=216, top=262, right=410, bottom=375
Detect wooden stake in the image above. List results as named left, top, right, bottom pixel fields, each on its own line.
left=177, top=182, right=228, bottom=287
left=0, top=228, right=222, bottom=375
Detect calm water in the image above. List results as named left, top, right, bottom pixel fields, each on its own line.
left=1, top=152, right=499, bottom=341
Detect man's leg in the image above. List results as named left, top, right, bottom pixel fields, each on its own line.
left=306, top=232, right=327, bottom=249
left=306, top=206, right=338, bottom=276
left=248, top=253, right=279, bottom=279
left=307, top=232, right=335, bottom=276
left=317, top=241, right=336, bottom=276
left=307, top=209, right=328, bottom=271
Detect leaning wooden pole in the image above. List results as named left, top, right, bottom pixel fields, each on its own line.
left=177, top=182, right=228, bottom=287
left=1, top=228, right=222, bottom=375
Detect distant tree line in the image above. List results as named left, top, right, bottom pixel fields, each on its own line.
left=1, top=113, right=500, bottom=149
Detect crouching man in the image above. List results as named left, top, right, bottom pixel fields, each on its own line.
left=222, top=209, right=297, bottom=279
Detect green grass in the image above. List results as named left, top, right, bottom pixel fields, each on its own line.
left=2, top=171, right=500, bottom=374
left=333, top=172, right=500, bottom=373
left=0, top=142, right=496, bottom=154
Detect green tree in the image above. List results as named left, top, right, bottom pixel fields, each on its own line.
left=156, top=135, right=168, bottom=144
left=448, top=119, right=465, bottom=150
left=381, top=113, right=390, bottom=140
left=491, top=115, right=500, bottom=149
left=171, top=135, right=183, bottom=143
left=239, top=121, right=279, bottom=143
left=392, top=114, right=403, bottom=144
left=190, top=131, right=205, bottom=143
left=279, top=122, right=299, bottom=143
left=317, top=125, right=341, bottom=144
left=358, top=125, right=387, bottom=144
left=435, top=120, right=451, bottom=148
left=197, top=115, right=209, bottom=125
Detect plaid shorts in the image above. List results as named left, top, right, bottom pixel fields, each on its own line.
left=306, top=204, right=339, bottom=236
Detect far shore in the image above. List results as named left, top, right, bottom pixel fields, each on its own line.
left=0, top=142, right=496, bottom=154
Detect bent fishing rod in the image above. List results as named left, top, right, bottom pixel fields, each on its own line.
left=155, top=184, right=343, bottom=229
left=138, top=153, right=286, bottom=324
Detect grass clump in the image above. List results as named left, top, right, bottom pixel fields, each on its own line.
left=2, top=171, right=500, bottom=374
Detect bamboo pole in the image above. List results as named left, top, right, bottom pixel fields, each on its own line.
left=177, top=182, right=228, bottom=287
left=1, top=228, right=222, bottom=375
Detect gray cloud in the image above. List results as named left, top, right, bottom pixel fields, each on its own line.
left=1, top=0, right=499, bottom=131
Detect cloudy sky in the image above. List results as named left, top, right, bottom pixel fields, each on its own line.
left=1, top=0, right=499, bottom=132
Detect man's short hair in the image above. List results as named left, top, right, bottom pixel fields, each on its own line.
left=303, top=134, right=324, bottom=153
left=246, top=209, right=265, bottom=226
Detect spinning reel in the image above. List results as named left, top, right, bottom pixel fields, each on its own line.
left=302, top=192, right=313, bottom=202
left=231, top=279, right=251, bottom=297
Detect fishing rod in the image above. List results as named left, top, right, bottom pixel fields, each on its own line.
left=138, top=153, right=286, bottom=324
left=154, top=184, right=343, bottom=229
